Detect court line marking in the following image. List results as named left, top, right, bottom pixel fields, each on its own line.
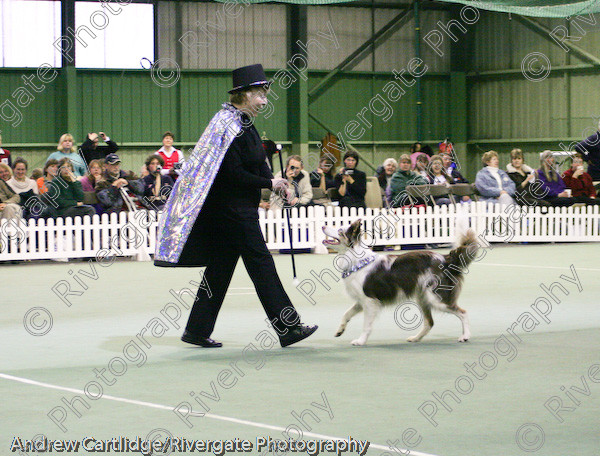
left=0, top=373, right=440, bottom=456
left=478, top=263, right=600, bottom=272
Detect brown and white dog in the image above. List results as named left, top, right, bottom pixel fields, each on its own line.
left=322, top=219, right=478, bottom=345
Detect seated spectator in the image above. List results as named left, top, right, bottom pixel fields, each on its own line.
left=270, top=155, right=312, bottom=211
left=80, top=159, right=104, bottom=192
left=413, top=154, right=429, bottom=180
left=30, top=168, right=43, bottom=181
left=376, top=158, right=398, bottom=191
left=156, top=131, right=183, bottom=177
left=81, top=131, right=119, bottom=165
left=409, top=142, right=428, bottom=168
left=142, top=154, right=174, bottom=210
left=0, top=178, right=21, bottom=220
left=425, top=155, right=453, bottom=205
left=47, top=158, right=96, bottom=218
left=389, top=154, right=428, bottom=208
left=0, top=134, right=12, bottom=167
left=440, top=151, right=468, bottom=183
left=475, top=150, right=516, bottom=205
left=47, top=134, right=87, bottom=177
left=562, top=153, right=597, bottom=200
left=37, top=159, right=59, bottom=194
left=310, top=155, right=337, bottom=191
left=573, top=120, right=600, bottom=181
left=95, top=154, right=143, bottom=213
left=0, top=163, right=12, bottom=182
left=536, top=150, right=600, bottom=207
left=334, top=151, right=367, bottom=208
left=506, top=148, right=548, bottom=206
left=7, top=158, right=42, bottom=218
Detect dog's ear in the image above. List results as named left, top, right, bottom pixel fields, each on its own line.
left=349, top=219, right=362, bottom=242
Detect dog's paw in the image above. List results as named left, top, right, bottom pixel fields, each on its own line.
left=458, top=336, right=470, bottom=342
left=407, top=335, right=422, bottom=343
left=334, top=326, right=345, bottom=337
left=351, top=338, right=366, bottom=346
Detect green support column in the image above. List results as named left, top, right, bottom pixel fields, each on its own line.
left=64, top=66, right=79, bottom=135
left=448, top=4, right=470, bottom=179
left=450, top=72, right=468, bottom=174
left=59, top=0, right=78, bottom=136
left=288, top=5, right=309, bottom=157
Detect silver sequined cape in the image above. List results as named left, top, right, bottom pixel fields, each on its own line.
left=154, top=103, right=243, bottom=264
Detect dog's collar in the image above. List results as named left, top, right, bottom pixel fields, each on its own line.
left=342, top=255, right=376, bottom=279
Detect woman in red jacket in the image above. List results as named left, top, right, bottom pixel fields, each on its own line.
left=562, top=153, right=597, bottom=200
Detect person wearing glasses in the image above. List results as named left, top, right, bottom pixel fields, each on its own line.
left=155, top=64, right=317, bottom=348
left=269, top=155, right=313, bottom=211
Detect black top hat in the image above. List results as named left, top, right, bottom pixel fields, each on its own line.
left=228, top=64, right=271, bottom=94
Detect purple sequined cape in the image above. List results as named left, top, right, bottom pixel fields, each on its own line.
left=154, top=104, right=243, bottom=264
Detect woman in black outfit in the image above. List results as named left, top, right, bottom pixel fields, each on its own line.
left=334, top=150, right=367, bottom=208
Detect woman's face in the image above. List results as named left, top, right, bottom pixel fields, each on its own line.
left=90, top=163, right=102, bottom=177
left=416, top=158, right=427, bottom=170
left=441, top=154, right=452, bottom=168
left=0, top=167, right=10, bottom=181
left=60, top=164, right=73, bottom=176
left=320, top=159, right=333, bottom=173
left=430, top=160, right=442, bottom=174
left=572, top=158, right=583, bottom=169
left=148, top=159, right=161, bottom=173
left=399, top=160, right=411, bottom=171
left=163, top=136, right=173, bottom=148
left=487, top=156, right=499, bottom=168
left=47, top=164, right=59, bottom=177
left=512, top=156, right=523, bottom=168
left=242, top=88, right=269, bottom=117
left=544, top=155, right=555, bottom=167
left=384, top=162, right=396, bottom=175
left=344, top=157, right=357, bottom=169
left=14, top=163, right=27, bottom=179
left=62, top=138, right=73, bottom=151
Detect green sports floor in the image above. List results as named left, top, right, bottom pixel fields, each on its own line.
left=1, top=243, right=599, bottom=456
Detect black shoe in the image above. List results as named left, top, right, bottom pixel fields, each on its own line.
left=181, top=331, right=222, bottom=347
left=279, top=324, right=318, bottom=347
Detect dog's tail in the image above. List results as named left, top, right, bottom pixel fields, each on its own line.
left=446, top=228, right=478, bottom=271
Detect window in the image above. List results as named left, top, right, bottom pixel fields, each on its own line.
left=0, top=0, right=62, bottom=67
left=75, top=2, right=154, bottom=69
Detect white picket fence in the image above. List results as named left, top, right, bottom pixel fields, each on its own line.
left=0, top=202, right=598, bottom=262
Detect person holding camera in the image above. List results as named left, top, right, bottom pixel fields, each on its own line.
left=47, top=158, right=96, bottom=218
left=80, top=132, right=119, bottom=165
left=562, top=153, right=598, bottom=200
left=335, top=150, right=367, bottom=208
left=269, top=155, right=312, bottom=211
left=142, top=154, right=174, bottom=210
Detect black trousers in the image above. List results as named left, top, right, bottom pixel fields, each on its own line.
left=185, top=216, right=300, bottom=337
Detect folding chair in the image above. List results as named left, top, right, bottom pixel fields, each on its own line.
left=450, top=183, right=479, bottom=203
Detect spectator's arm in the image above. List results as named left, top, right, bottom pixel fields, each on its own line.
left=475, top=171, right=501, bottom=197
left=562, top=170, right=585, bottom=192
left=105, top=140, right=119, bottom=154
